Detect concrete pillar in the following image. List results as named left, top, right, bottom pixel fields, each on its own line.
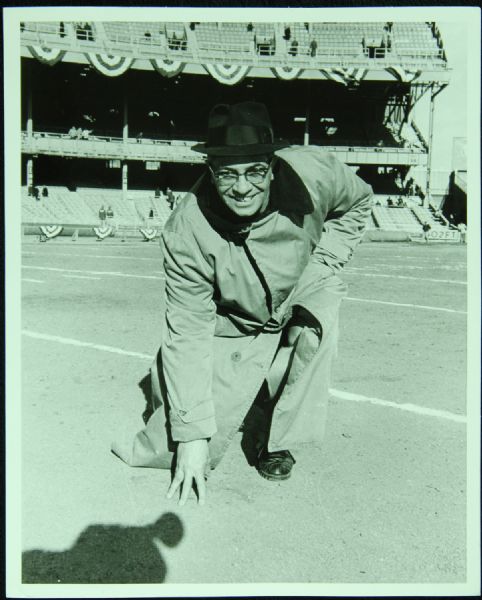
left=122, top=94, right=128, bottom=202
left=303, top=116, right=310, bottom=146
left=425, top=85, right=435, bottom=208
left=303, top=81, right=311, bottom=146
left=123, top=94, right=128, bottom=142
left=122, top=161, right=128, bottom=201
left=303, top=102, right=310, bottom=146
left=27, top=88, right=33, bottom=138
left=27, top=157, right=33, bottom=189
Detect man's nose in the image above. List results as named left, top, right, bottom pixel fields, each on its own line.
left=232, top=174, right=251, bottom=195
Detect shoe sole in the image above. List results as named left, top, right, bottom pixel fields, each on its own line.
left=258, top=468, right=292, bottom=482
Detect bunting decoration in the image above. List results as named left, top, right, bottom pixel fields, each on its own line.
left=386, top=66, right=422, bottom=83
left=93, top=225, right=113, bottom=240
left=204, top=64, right=251, bottom=85
left=39, top=225, right=63, bottom=239
left=139, top=227, right=158, bottom=241
left=24, top=41, right=435, bottom=86
left=86, top=53, right=134, bottom=76
left=319, top=68, right=350, bottom=86
left=150, top=58, right=185, bottom=77
left=28, top=46, right=66, bottom=66
left=319, top=67, right=370, bottom=86
left=344, top=67, right=369, bottom=85
left=270, top=66, right=303, bottom=81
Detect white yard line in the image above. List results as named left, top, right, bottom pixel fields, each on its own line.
left=62, top=274, right=102, bottom=280
left=22, top=330, right=153, bottom=360
left=344, top=296, right=466, bottom=315
left=22, top=265, right=164, bottom=280
left=21, top=278, right=45, bottom=284
left=344, top=271, right=466, bottom=285
left=23, top=251, right=160, bottom=262
left=21, top=266, right=464, bottom=312
left=22, top=242, right=151, bottom=248
left=22, top=330, right=466, bottom=424
left=348, top=263, right=466, bottom=272
left=329, top=388, right=466, bottom=424
left=20, top=265, right=464, bottom=312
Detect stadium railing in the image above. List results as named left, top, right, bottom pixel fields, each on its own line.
left=21, top=131, right=206, bottom=163
left=21, top=20, right=448, bottom=71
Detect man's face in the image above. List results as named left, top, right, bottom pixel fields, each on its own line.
left=209, top=155, right=274, bottom=218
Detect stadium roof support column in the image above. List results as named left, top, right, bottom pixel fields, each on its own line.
left=26, top=158, right=33, bottom=190
left=123, top=95, right=128, bottom=143
left=304, top=80, right=311, bottom=146
left=426, top=83, right=448, bottom=208
left=27, top=87, right=33, bottom=139
left=122, top=95, right=128, bottom=201
left=122, top=161, right=128, bottom=202
left=304, top=109, right=310, bottom=146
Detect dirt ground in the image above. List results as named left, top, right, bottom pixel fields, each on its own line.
left=17, top=237, right=472, bottom=591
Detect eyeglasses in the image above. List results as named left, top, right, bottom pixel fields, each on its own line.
left=210, top=165, right=271, bottom=187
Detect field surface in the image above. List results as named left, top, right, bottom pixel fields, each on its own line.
left=19, top=237, right=468, bottom=587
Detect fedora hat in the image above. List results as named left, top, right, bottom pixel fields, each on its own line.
left=191, top=101, right=289, bottom=156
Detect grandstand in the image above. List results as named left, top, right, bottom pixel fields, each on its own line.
left=20, top=20, right=461, bottom=241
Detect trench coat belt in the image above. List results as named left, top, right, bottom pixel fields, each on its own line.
left=262, top=310, right=293, bottom=333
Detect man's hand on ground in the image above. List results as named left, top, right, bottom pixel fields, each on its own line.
left=166, top=439, right=209, bottom=506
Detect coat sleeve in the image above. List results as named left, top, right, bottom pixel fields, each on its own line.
left=301, top=151, right=374, bottom=282
left=160, top=222, right=217, bottom=442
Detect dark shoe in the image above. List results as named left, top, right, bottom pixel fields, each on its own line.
left=257, top=447, right=295, bottom=481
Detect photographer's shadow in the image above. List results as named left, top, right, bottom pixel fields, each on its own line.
left=22, top=512, right=183, bottom=583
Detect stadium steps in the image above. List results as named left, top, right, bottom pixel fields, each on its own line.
left=411, top=206, right=447, bottom=230
left=372, top=206, right=422, bottom=232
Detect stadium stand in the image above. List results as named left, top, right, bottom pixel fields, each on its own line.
left=372, top=205, right=423, bottom=233
left=411, top=205, right=448, bottom=230
left=20, top=20, right=458, bottom=240
left=22, top=184, right=176, bottom=229
left=21, top=20, right=446, bottom=67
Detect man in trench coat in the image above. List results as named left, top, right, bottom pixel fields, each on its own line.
left=112, top=102, right=373, bottom=504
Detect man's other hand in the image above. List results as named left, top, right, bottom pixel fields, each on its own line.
left=166, top=439, right=209, bottom=506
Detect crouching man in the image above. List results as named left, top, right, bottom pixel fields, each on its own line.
left=112, top=101, right=373, bottom=505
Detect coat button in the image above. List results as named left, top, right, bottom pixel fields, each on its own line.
left=231, top=351, right=242, bottom=362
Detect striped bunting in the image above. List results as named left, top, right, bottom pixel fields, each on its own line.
left=139, top=227, right=158, bottom=241
left=204, top=64, right=251, bottom=85
left=86, top=53, right=134, bottom=77
left=318, top=67, right=369, bottom=86
left=344, top=67, right=369, bottom=85
left=150, top=58, right=185, bottom=78
left=270, top=66, right=303, bottom=81
left=93, top=225, right=113, bottom=240
left=28, top=46, right=66, bottom=66
left=39, top=225, right=63, bottom=239
left=386, top=66, right=422, bottom=83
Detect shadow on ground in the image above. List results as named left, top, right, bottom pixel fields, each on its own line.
left=22, top=512, right=183, bottom=583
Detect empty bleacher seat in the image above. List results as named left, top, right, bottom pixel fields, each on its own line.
left=372, top=205, right=423, bottom=232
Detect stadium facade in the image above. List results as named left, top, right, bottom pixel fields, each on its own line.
left=20, top=20, right=465, bottom=241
